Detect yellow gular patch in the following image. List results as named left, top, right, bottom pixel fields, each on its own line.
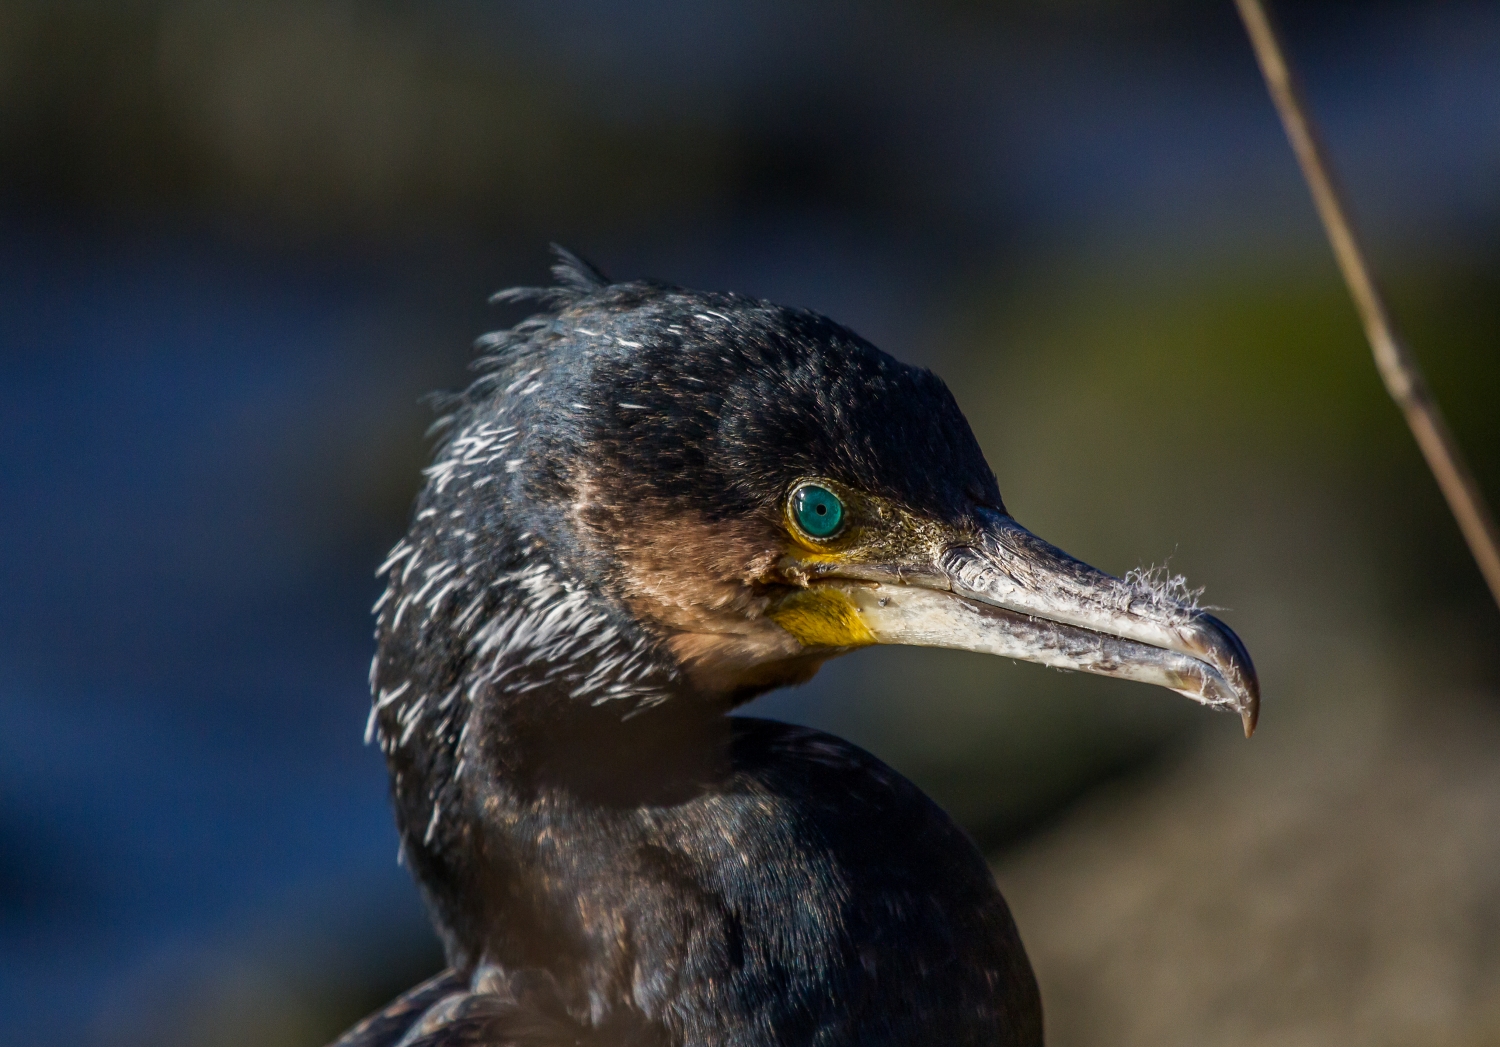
left=786, top=548, right=847, bottom=563
left=768, top=587, right=877, bottom=649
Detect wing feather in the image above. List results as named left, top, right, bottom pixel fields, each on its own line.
left=327, top=967, right=634, bottom=1047
left=327, top=970, right=464, bottom=1047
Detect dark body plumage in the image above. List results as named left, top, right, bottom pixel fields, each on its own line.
left=344, top=254, right=1043, bottom=1047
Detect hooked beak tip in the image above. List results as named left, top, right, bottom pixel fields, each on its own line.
left=1184, top=612, right=1260, bottom=738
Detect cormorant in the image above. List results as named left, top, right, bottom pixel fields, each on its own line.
left=331, top=248, right=1258, bottom=1047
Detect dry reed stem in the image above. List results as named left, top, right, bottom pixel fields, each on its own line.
left=1234, top=0, right=1500, bottom=611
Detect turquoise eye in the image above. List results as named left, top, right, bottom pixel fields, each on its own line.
left=792, top=484, right=844, bottom=538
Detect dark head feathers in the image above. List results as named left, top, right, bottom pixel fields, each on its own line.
left=425, top=247, right=611, bottom=435
left=548, top=244, right=611, bottom=293
left=487, top=245, right=610, bottom=309
left=434, top=250, right=1001, bottom=534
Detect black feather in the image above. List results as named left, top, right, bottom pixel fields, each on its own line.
left=547, top=243, right=611, bottom=292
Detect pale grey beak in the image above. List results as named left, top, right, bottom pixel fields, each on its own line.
left=809, top=509, right=1260, bottom=736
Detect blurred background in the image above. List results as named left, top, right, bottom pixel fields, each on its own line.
left=2, top=1, right=1499, bottom=1044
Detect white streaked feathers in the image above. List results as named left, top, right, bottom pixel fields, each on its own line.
left=364, top=303, right=679, bottom=851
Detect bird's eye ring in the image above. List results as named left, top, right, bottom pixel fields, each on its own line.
left=790, top=483, right=845, bottom=539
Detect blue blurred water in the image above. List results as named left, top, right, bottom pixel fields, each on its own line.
left=0, top=230, right=431, bottom=1042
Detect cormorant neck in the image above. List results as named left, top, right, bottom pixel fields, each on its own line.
left=370, top=542, right=733, bottom=968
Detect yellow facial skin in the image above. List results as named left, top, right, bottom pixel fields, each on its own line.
left=766, top=586, right=878, bottom=648
left=769, top=478, right=965, bottom=650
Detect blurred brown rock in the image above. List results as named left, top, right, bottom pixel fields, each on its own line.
left=998, top=677, right=1500, bottom=1047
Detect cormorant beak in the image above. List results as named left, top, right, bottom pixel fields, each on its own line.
left=791, top=509, right=1260, bottom=736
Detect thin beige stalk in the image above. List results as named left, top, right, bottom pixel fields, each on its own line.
left=1234, top=0, right=1500, bottom=610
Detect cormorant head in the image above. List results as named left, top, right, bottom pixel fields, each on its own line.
left=379, top=250, right=1257, bottom=744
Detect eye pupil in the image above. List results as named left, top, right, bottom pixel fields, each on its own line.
left=792, top=484, right=844, bottom=539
